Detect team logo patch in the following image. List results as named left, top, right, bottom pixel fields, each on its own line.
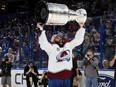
left=56, top=50, right=70, bottom=62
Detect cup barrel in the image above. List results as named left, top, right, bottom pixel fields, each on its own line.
left=35, top=1, right=49, bottom=24
left=35, top=1, right=87, bottom=25
left=46, top=3, right=69, bottom=25
left=35, top=1, right=69, bottom=25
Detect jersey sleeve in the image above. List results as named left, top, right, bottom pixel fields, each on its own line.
left=69, top=27, right=85, bottom=50
left=39, top=30, right=53, bottom=54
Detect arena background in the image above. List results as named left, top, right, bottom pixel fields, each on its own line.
left=0, top=0, right=116, bottom=87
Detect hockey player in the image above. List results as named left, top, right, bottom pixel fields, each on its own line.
left=37, top=21, right=85, bottom=87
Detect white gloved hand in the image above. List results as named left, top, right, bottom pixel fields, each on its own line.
left=76, top=9, right=87, bottom=26
left=79, top=22, right=84, bottom=28
left=37, top=22, right=44, bottom=31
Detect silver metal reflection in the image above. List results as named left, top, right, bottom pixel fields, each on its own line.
left=35, top=1, right=87, bottom=25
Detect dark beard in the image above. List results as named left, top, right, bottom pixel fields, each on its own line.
left=55, top=41, right=64, bottom=47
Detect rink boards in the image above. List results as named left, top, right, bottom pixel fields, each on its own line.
left=0, top=69, right=115, bottom=87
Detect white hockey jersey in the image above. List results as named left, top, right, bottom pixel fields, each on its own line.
left=39, top=28, right=85, bottom=79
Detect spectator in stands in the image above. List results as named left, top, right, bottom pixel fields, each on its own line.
left=33, top=39, right=40, bottom=66
left=22, top=41, right=29, bottom=59
left=24, top=61, right=39, bottom=87
left=82, top=35, right=95, bottom=55
left=104, top=31, right=116, bottom=61
left=21, top=41, right=29, bottom=67
left=82, top=35, right=90, bottom=53
left=93, top=32, right=100, bottom=52
left=85, top=18, right=97, bottom=34
left=2, top=37, right=9, bottom=56
left=104, top=20, right=113, bottom=38
left=4, top=47, right=14, bottom=63
left=39, top=70, right=48, bottom=87
left=102, top=59, right=109, bottom=69
left=110, top=54, right=116, bottom=86
left=13, top=45, right=20, bottom=68
left=81, top=49, right=99, bottom=87
left=1, top=55, right=13, bottom=87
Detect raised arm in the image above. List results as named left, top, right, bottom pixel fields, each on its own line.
left=110, top=54, right=116, bottom=67
left=69, top=27, right=85, bottom=50
left=37, top=23, right=52, bottom=53
left=81, top=58, right=89, bottom=67
left=69, top=8, right=87, bottom=49
left=89, top=58, right=99, bottom=68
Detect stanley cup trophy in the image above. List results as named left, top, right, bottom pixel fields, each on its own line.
left=35, top=0, right=87, bottom=26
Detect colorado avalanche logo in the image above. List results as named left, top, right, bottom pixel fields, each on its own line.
left=56, top=50, right=70, bottom=62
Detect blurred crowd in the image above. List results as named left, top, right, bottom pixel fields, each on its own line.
left=0, top=0, right=115, bottom=69
left=71, top=0, right=116, bottom=17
